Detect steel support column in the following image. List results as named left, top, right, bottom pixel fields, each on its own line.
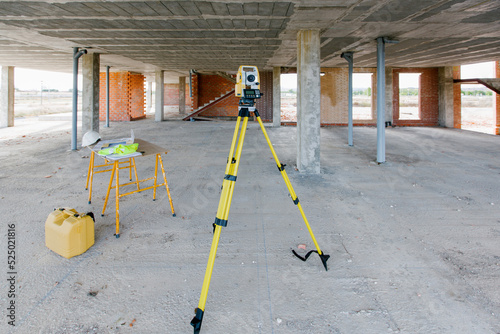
left=71, top=47, right=87, bottom=150
left=376, top=37, right=397, bottom=163
left=376, top=38, right=386, bottom=163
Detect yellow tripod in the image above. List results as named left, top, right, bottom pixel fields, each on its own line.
left=190, top=102, right=329, bottom=333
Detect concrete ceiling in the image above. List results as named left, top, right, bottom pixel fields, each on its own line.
left=0, top=0, right=499, bottom=77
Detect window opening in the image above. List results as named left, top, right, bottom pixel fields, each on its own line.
left=353, top=73, right=373, bottom=120
left=280, top=73, right=297, bottom=123
left=460, top=61, right=496, bottom=135
left=398, top=73, right=421, bottom=120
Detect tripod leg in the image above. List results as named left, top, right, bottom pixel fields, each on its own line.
left=191, top=113, right=250, bottom=333
left=254, top=112, right=329, bottom=271
left=158, top=154, right=176, bottom=216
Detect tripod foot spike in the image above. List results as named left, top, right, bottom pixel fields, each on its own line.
left=292, top=249, right=330, bottom=271
left=190, top=308, right=204, bottom=334
left=319, top=253, right=330, bottom=271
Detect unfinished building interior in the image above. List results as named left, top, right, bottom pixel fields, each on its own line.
left=1, top=1, right=499, bottom=333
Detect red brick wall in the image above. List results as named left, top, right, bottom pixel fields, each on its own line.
left=163, top=83, right=191, bottom=106
left=197, top=74, right=239, bottom=117
left=196, top=72, right=273, bottom=120
left=99, top=71, right=145, bottom=121
left=129, top=73, right=145, bottom=120
left=198, top=94, right=239, bottom=117
left=255, top=71, right=273, bottom=121
left=453, top=66, right=462, bottom=129
left=393, top=68, right=439, bottom=126
left=198, top=74, right=235, bottom=106
left=320, top=67, right=377, bottom=126
left=99, top=72, right=130, bottom=121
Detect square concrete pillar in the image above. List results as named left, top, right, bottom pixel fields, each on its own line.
left=0, top=66, right=14, bottom=128
left=297, top=30, right=321, bottom=174
left=179, top=76, right=186, bottom=115
left=438, top=67, right=455, bottom=128
left=155, top=70, right=164, bottom=122
left=496, top=61, right=500, bottom=135
left=146, top=80, right=153, bottom=113
left=82, top=53, right=100, bottom=135
left=273, top=67, right=281, bottom=127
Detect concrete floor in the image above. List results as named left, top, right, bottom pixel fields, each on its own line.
left=1, top=116, right=499, bottom=334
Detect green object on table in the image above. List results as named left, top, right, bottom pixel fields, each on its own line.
left=98, top=143, right=139, bottom=156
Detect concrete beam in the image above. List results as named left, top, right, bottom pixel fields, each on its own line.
left=82, top=53, right=100, bottom=136
left=272, top=66, right=281, bottom=127
left=179, top=76, right=186, bottom=115
left=0, top=66, right=14, bottom=128
left=155, top=70, right=164, bottom=122
left=297, top=30, right=321, bottom=174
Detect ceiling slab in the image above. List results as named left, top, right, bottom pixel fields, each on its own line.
left=0, top=0, right=498, bottom=75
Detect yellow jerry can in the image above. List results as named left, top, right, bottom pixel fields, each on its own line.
left=45, top=208, right=95, bottom=259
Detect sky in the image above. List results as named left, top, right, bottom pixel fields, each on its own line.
left=461, top=61, right=495, bottom=79
left=10, top=61, right=496, bottom=91
left=14, top=68, right=77, bottom=91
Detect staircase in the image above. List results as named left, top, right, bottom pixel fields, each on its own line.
left=183, top=89, right=235, bottom=121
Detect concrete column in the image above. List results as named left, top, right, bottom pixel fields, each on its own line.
left=82, top=53, right=100, bottom=135
left=496, top=61, right=500, bottom=135
left=297, top=30, right=321, bottom=174
left=0, top=66, right=14, bottom=128
left=341, top=52, right=354, bottom=146
left=155, top=70, right=164, bottom=122
left=146, top=80, right=153, bottom=113
left=179, top=76, right=186, bottom=115
left=272, top=66, right=281, bottom=127
left=438, top=67, right=455, bottom=128
left=385, top=66, right=393, bottom=125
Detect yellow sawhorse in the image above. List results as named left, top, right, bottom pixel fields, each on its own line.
left=85, top=151, right=137, bottom=204
left=89, top=138, right=176, bottom=238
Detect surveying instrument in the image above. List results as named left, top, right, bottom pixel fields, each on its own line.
left=190, top=66, right=329, bottom=333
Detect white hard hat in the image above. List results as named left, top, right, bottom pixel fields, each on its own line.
left=82, top=131, right=101, bottom=147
